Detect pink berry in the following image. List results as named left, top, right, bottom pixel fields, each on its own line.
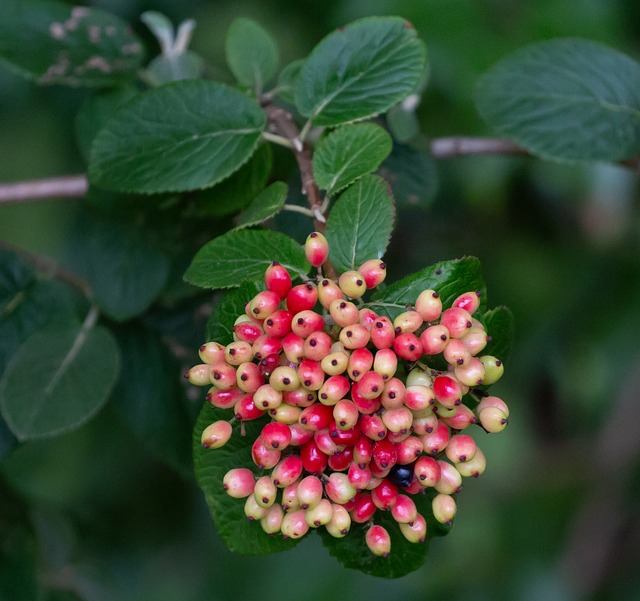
left=358, top=259, right=387, bottom=289
left=247, top=290, right=281, bottom=320
left=324, top=472, right=356, bottom=505
left=338, top=270, right=367, bottom=299
left=357, top=370, right=385, bottom=399
left=297, top=474, right=324, bottom=509
left=297, top=359, right=325, bottom=390
left=291, top=309, right=325, bottom=338
left=233, top=320, right=264, bottom=344
left=413, top=455, right=441, bottom=487
left=399, top=512, right=427, bottom=543
left=260, top=421, right=292, bottom=450
left=305, top=498, right=333, bottom=528
left=303, top=330, right=333, bottom=361
left=282, top=332, right=305, bottom=364
left=445, top=433, right=477, bottom=463
left=338, top=323, right=370, bottom=349
left=318, top=375, right=351, bottom=405
left=440, top=307, right=473, bottom=338
left=432, top=493, right=457, bottom=525
left=347, top=347, right=374, bottom=381
left=263, top=309, right=293, bottom=338
left=381, top=377, right=406, bottom=409
left=371, top=479, right=398, bottom=511
left=209, top=363, right=237, bottom=390
left=223, top=468, right=255, bottom=498
left=235, top=361, right=262, bottom=393
left=370, top=316, right=395, bottom=349
left=264, top=261, right=292, bottom=299
left=452, top=291, right=481, bottom=314
left=414, top=289, right=442, bottom=321
left=305, top=232, right=329, bottom=267
left=393, top=310, right=423, bottom=335
left=432, top=374, right=463, bottom=408
left=434, top=460, right=463, bottom=495
left=201, top=420, right=233, bottom=449
left=281, top=509, right=309, bottom=539
left=391, top=494, right=418, bottom=524
left=271, top=456, right=303, bottom=488
left=198, top=341, right=225, bottom=364
left=318, top=278, right=344, bottom=309
left=420, top=324, right=450, bottom=355
left=260, top=503, right=284, bottom=534
left=393, top=332, right=423, bottom=361
left=251, top=439, right=281, bottom=469
left=366, top=525, right=391, bottom=557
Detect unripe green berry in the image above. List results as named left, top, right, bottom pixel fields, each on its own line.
left=414, top=289, right=442, bottom=322
left=455, top=446, right=487, bottom=478
left=478, top=406, right=508, bottom=433
left=305, top=498, right=333, bottom=528
left=244, top=494, right=269, bottom=521
left=338, top=270, right=367, bottom=299
left=318, top=278, right=344, bottom=309
left=320, top=350, right=350, bottom=376
left=297, top=475, right=324, bottom=509
left=479, top=356, right=505, bottom=385
left=432, top=493, right=457, bottom=525
left=198, top=341, right=226, bottom=364
left=269, top=404, right=301, bottom=425
left=399, top=513, right=427, bottom=543
left=339, top=323, right=370, bottom=349
left=185, top=364, right=212, bottom=386
left=434, top=460, right=463, bottom=494
left=253, top=384, right=283, bottom=410
left=325, top=503, right=351, bottom=538
left=393, top=310, right=424, bottom=335
left=269, top=365, right=300, bottom=392
left=254, top=475, right=278, bottom=508
left=329, top=299, right=360, bottom=327
left=324, top=472, right=357, bottom=505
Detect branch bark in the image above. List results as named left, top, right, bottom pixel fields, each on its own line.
left=0, top=174, right=88, bottom=204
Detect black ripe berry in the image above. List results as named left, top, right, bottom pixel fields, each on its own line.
left=389, top=463, right=414, bottom=488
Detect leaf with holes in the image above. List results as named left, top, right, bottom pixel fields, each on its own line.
left=475, top=38, right=640, bottom=162
left=368, top=257, right=487, bottom=321
left=184, top=230, right=309, bottom=290
left=0, top=0, right=144, bottom=87
left=0, top=320, right=120, bottom=440
left=325, top=174, right=395, bottom=273
left=89, top=80, right=266, bottom=194
left=295, top=16, right=426, bottom=126
left=314, top=123, right=393, bottom=196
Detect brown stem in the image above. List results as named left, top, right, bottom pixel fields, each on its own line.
left=430, top=137, right=529, bottom=158
left=0, top=174, right=88, bottom=204
left=0, top=239, right=92, bottom=299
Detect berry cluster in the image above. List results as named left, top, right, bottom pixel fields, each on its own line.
left=187, top=232, right=509, bottom=557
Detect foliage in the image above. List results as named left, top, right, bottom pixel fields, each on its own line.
left=1, top=0, right=640, bottom=597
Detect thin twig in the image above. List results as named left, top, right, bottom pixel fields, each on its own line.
left=430, top=137, right=529, bottom=158
left=0, top=174, right=88, bottom=204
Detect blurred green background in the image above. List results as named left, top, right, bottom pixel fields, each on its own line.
left=2, top=0, right=640, bottom=600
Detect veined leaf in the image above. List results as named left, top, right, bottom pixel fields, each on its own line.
left=184, top=230, right=308, bottom=290
left=314, top=123, right=393, bottom=196
left=324, top=175, right=395, bottom=273
left=89, top=80, right=266, bottom=194
left=206, top=281, right=263, bottom=345
left=0, top=319, right=120, bottom=440
left=295, top=16, right=427, bottom=126
left=475, top=38, right=640, bottom=162
left=234, top=181, right=288, bottom=230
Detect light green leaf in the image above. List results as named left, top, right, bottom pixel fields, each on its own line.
left=234, top=181, right=288, bottom=230
left=324, top=174, right=395, bottom=272
left=0, top=0, right=144, bottom=87
left=194, top=144, right=272, bottom=217
left=368, top=257, right=487, bottom=321
left=475, top=38, right=640, bottom=162
left=144, top=52, right=203, bottom=85
left=314, top=123, right=393, bottom=196
left=193, top=403, right=301, bottom=554
left=89, top=80, right=266, bottom=194
left=379, top=143, right=438, bottom=208
left=206, top=281, right=263, bottom=345
left=295, top=16, right=427, bottom=126
left=184, top=230, right=308, bottom=289
left=276, top=59, right=304, bottom=104
left=0, top=320, right=120, bottom=440
left=225, top=18, right=279, bottom=91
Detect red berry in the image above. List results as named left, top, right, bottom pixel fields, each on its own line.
left=413, top=455, right=441, bottom=487
left=303, top=330, right=333, bottom=361
left=372, top=438, right=398, bottom=470
left=286, top=283, right=318, bottom=314
left=251, top=438, right=281, bottom=469
left=291, top=309, right=325, bottom=338
left=260, top=421, right=292, bottom=450
left=304, top=232, right=329, bottom=267
left=299, top=403, right=333, bottom=431
left=263, top=309, right=293, bottom=338
left=433, top=374, right=463, bottom=408
left=371, top=479, right=398, bottom=511
left=351, top=491, right=377, bottom=522
left=297, top=359, right=325, bottom=390
left=247, top=290, right=281, bottom=320
left=300, top=439, right=328, bottom=473
left=264, top=261, right=292, bottom=299
left=393, top=332, right=423, bottom=361
left=370, top=316, right=395, bottom=349
left=366, top=525, right=391, bottom=557
left=234, top=394, right=264, bottom=421
left=233, top=320, right=263, bottom=344
left=358, top=259, right=387, bottom=289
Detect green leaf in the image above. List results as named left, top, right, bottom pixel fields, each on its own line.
left=314, top=123, right=393, bottom=196
left=379, top=143, right=438, bottom=208
left=234, top=181, right=288, bottom=230
left=0, top=248, right=77, bottom=374
left=0, top=319, right=120, bottom=440
left=225, top=18, right=279, bottom=91
left=295, top=17, right=427, bottom=126
left=319, top=490, right=437, bottom=577
left=193, top=403, right=301, bottom=554
left=368, top=257, right=487, bottom=321
left=276, top=59, right=304, bottom=104
left=194, top=144, right=272, bottom=217
left=112, top=326, right=192, bottom=476
left=144, top=52, right=203, bottom=86
left=89, top=80, right=266, bottom=194
left=475, top=38, right=640, bottom=162
left=0, top=415, right=18, bottom=461
left=184, top=230, right=309, bottom=290
left=75, top=85, right=139, bottom=163
left=0, top=0, right=144, bottom=87
left=79, top=219, right=170, bottom=321
left=481, top=306, right=515, bottom=363
left=206, top=281, right=263, bottom=345
left=324, top=174, right=395, bottom=272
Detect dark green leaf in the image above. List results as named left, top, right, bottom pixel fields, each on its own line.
left=386, top=104, right=420, bottom=143
left=184, top=230, right=308, bottom=290
left=80, top=219, right=170, bottom=321
left=0, top=0, right=144, bottom=86
left=481, top=306, right=515, bottom=363
left=206, top=281, right=263, bottom=345
left=319, top=490, right=434, bottom=577
left=193, top=403, right=301, bottom=554
left=234, top=181, right=288, bottom=230
left=0, top=518, right=40, bottom=601
left=324, top=174, right=395, bottom=272
left=0, top=414, right=18, bottom=462
left=112, top=326, right=192, bottom=476
left=75, top=85, right=138, bottom=162
left=475, top=38, right=640, bottom=162
left=194, top=144, right=272, bottom=217
left=368, top=257, right=487, bottom=321
left=225, top=18, right=279, bottom=91
left=89, top=80, right=266, bottom=194
left=0, top=248, right=34, bottom=310
left=379, top=143, right=438, bottom=208
left=276, top=59, right=304, bottom=104
left=0, top=319, right=120, bottom=440
left=314, top=123, right=393, bottom=196
left=295, top=17, right=427, bottom=126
